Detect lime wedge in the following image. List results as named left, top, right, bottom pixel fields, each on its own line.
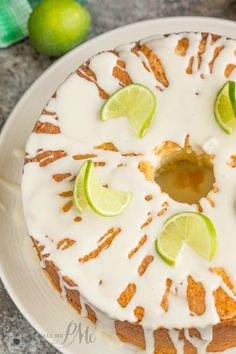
left=73, top=161, right=89, bottom=213
left=100, top=84, right=156, bottom=138
left=155, top=212, right=217, bottom=265
left=214, top=81, right=236, bottom=134
left=84, top=160, right=132, bottom=216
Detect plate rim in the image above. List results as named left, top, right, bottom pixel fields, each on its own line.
left=1, top=16, right=236, bottom=354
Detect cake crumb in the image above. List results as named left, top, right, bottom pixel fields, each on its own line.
left=94, top=161, right=106, bottom=167
left=117, top=283, right=136, bottom=308
left=134, top=306, right=144, bottom=322
left=175, top=37, right=189, bottom=56
left=59, top=191, right=73, bottom=197
left=128, top=235, right=147, bottom=259
left=145, top=194, right=153, bottom=201
left=160, top=279, right=172, bottom=312
left=94, top=142, right=118, bottom=152
left=138, top=255, right=154, bottom=276
left=74, top=216, right=82, bottom=222
left=73, top=153, right=97, bottom=160
left=52, top=173, right=71, bottom=182
left=57, top=238, right=76, bottom=250
left=79, top=228, right=121, bottom=263
left=62, top=200, right=73, bottom=212
left=140, top=216, right=153, bottom=229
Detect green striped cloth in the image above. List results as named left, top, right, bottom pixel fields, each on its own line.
left=0, top=0, right=85, bottom=48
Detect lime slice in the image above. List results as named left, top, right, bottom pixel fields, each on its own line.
left=84, top=160, right=132, bottom=216
left=73, top=161, right=88, bottom=213
left=100, top=84, right=156, bottom=138
left=214, top=81, right=236, bottom=134
left=155, top=212, right=217, bottom=265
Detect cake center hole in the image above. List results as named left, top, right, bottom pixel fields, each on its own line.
left=155, top=150, right=215, bottom=205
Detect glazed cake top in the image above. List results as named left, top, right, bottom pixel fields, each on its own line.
left=22, top=32, right=236, bottom=330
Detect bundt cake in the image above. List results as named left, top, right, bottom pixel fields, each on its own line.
left=22, top=32, right=236, bottom=353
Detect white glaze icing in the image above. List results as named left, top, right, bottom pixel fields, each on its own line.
left=22, top=33, right=236, bottom=353
left=168, top=329, right=185, bottom=353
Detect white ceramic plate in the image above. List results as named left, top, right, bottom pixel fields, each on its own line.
left=1, top=17, right=236, bottom=354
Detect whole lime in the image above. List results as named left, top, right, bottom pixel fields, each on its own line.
left=28, top=0, right=91, bottom=56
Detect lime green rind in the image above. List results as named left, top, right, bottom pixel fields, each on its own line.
left=73, top=161, right=89, bottom=213
left=155, top=239, right=176, bottom=266
left=84, top=160, right=133, bottom=217
left=228, top=80, right=236, bottom=117
left=138, top=87, right=156, bottom=138
left=139, top=115, right=153, bottom=138
left=214, top=81, right=236, bottom=135
left=199, top=213, right=217, bottom=261
left=100, top=83, right=156, bottom=138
